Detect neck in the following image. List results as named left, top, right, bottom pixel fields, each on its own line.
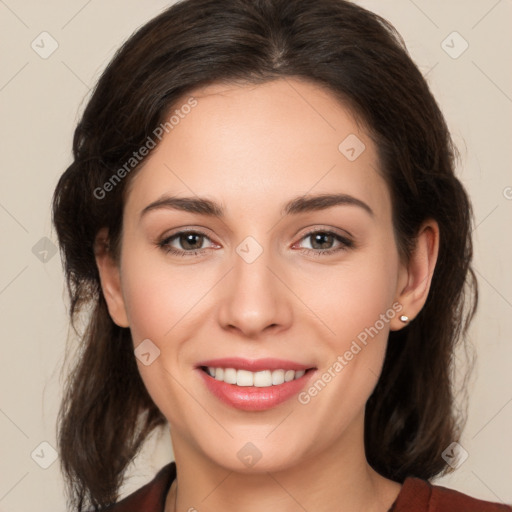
left=165, top=414, right=401, bottom=512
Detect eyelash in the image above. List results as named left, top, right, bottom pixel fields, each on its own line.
left=157, top=228, right=354, bottom=258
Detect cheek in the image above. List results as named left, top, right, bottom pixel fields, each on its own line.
left=119, top=250, right=204, bottom=427
left=296, top=287, right=395, bottom=435
left=302, top=249, right=398, bottom=346
left=120, top=248, right=208, bottom=343
left=299, top=246, right=399, bottom=404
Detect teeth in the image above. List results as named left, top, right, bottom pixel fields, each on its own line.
left=237, top=369, right=254, bottom=386
left=272, top=370, right=285, bottom=385
left=206, top=367, right=307, bottom=387
left=284, top=369, right=295, bottom=382
left=223, top=367, right=237, bottom=384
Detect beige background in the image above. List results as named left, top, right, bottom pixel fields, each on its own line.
left=0, top=0, right=511, bottom=510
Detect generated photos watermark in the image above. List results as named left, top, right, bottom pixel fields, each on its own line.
left=93, top=96, right=198, bottom=200
left=298, top=301, right=403, bottom=405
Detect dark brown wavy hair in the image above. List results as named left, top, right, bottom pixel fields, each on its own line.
left=52, top=0, right=478, bottom=510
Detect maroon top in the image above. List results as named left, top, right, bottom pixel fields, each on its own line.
left=103, top=462, right=511, bottom=511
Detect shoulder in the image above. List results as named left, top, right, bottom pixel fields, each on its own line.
left=393, top=477, right=512, bottom=512
left=102, top=462, right=176, bottom=512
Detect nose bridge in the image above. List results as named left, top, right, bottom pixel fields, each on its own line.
left=217, top=233, right=291, bottom=336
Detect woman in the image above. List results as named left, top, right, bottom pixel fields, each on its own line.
left=51, top=0, right=511, bottom=511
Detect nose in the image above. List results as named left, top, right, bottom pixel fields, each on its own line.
left=217, top=239, right=293, bottom=338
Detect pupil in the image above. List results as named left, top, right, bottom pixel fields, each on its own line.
left=313, top=233, right=332, bottom=249
left=182, top=233, right=202, bottom=250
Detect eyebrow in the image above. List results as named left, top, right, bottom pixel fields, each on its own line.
left=140, top=192, right=374, bottom=219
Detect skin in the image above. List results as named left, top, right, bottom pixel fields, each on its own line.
left=95, top=78, right=439, bottom=512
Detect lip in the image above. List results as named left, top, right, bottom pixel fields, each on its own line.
left=195, top=357, right=314, bottom=372
left=196, top=359, right=317, bottom=411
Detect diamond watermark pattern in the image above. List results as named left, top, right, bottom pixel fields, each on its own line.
left=338, top=134, right=366, bottom=161
left=237, top=442, right=262, bottom=467
left=441, top=31, right=469, bottom=59
left=31, top=32, right=59, bottom=59
left=441, top=441, right=469, bottom=469
left=134, top=338, right=161, bottom=366
left=32, top=236, right=57, bottom=263
left=31, top=441, right=58, bottom=469
left=236, top=236, right=263, bottom=264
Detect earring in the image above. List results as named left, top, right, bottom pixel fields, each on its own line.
left=399, top=315, right=409, bottom=323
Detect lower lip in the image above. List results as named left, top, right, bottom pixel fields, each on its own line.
left=197, top=368, right=316, bottom=411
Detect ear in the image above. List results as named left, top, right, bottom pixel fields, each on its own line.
left=94, top=227, right=130, bottom=328
left=391, top=219, right=440, bottom=331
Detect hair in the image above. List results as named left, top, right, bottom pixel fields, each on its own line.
left=52, top=0, right=478, bottom=510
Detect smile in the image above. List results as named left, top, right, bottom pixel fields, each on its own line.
left=196, top=357, right=317, bottom=411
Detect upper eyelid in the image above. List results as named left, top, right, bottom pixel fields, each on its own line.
left=295, top=225, right=353, bottom=240
left=160, top=226, right=216, bottom=242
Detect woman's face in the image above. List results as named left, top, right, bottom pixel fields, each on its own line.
left=102, top=78, right=414, bottom=472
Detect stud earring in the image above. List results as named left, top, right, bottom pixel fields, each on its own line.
left=399, top=315, right=409, bottom=323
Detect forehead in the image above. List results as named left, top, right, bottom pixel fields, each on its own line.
left=124, top=78, right=391, bottom=222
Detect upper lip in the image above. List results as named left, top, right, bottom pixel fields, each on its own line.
left=196, top=357, right=316, bottom=372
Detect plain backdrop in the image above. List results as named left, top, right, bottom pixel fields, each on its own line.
left=0, top=0, right=511, bottom=510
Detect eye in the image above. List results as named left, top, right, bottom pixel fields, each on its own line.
left=157, top=227, right=354, bottom=258
left=157, top=230, right=216, bottom=257
left=294, top=229, right=354, bottom=256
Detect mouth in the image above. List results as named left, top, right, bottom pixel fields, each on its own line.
left=195, top=357, right=317, bottom=411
